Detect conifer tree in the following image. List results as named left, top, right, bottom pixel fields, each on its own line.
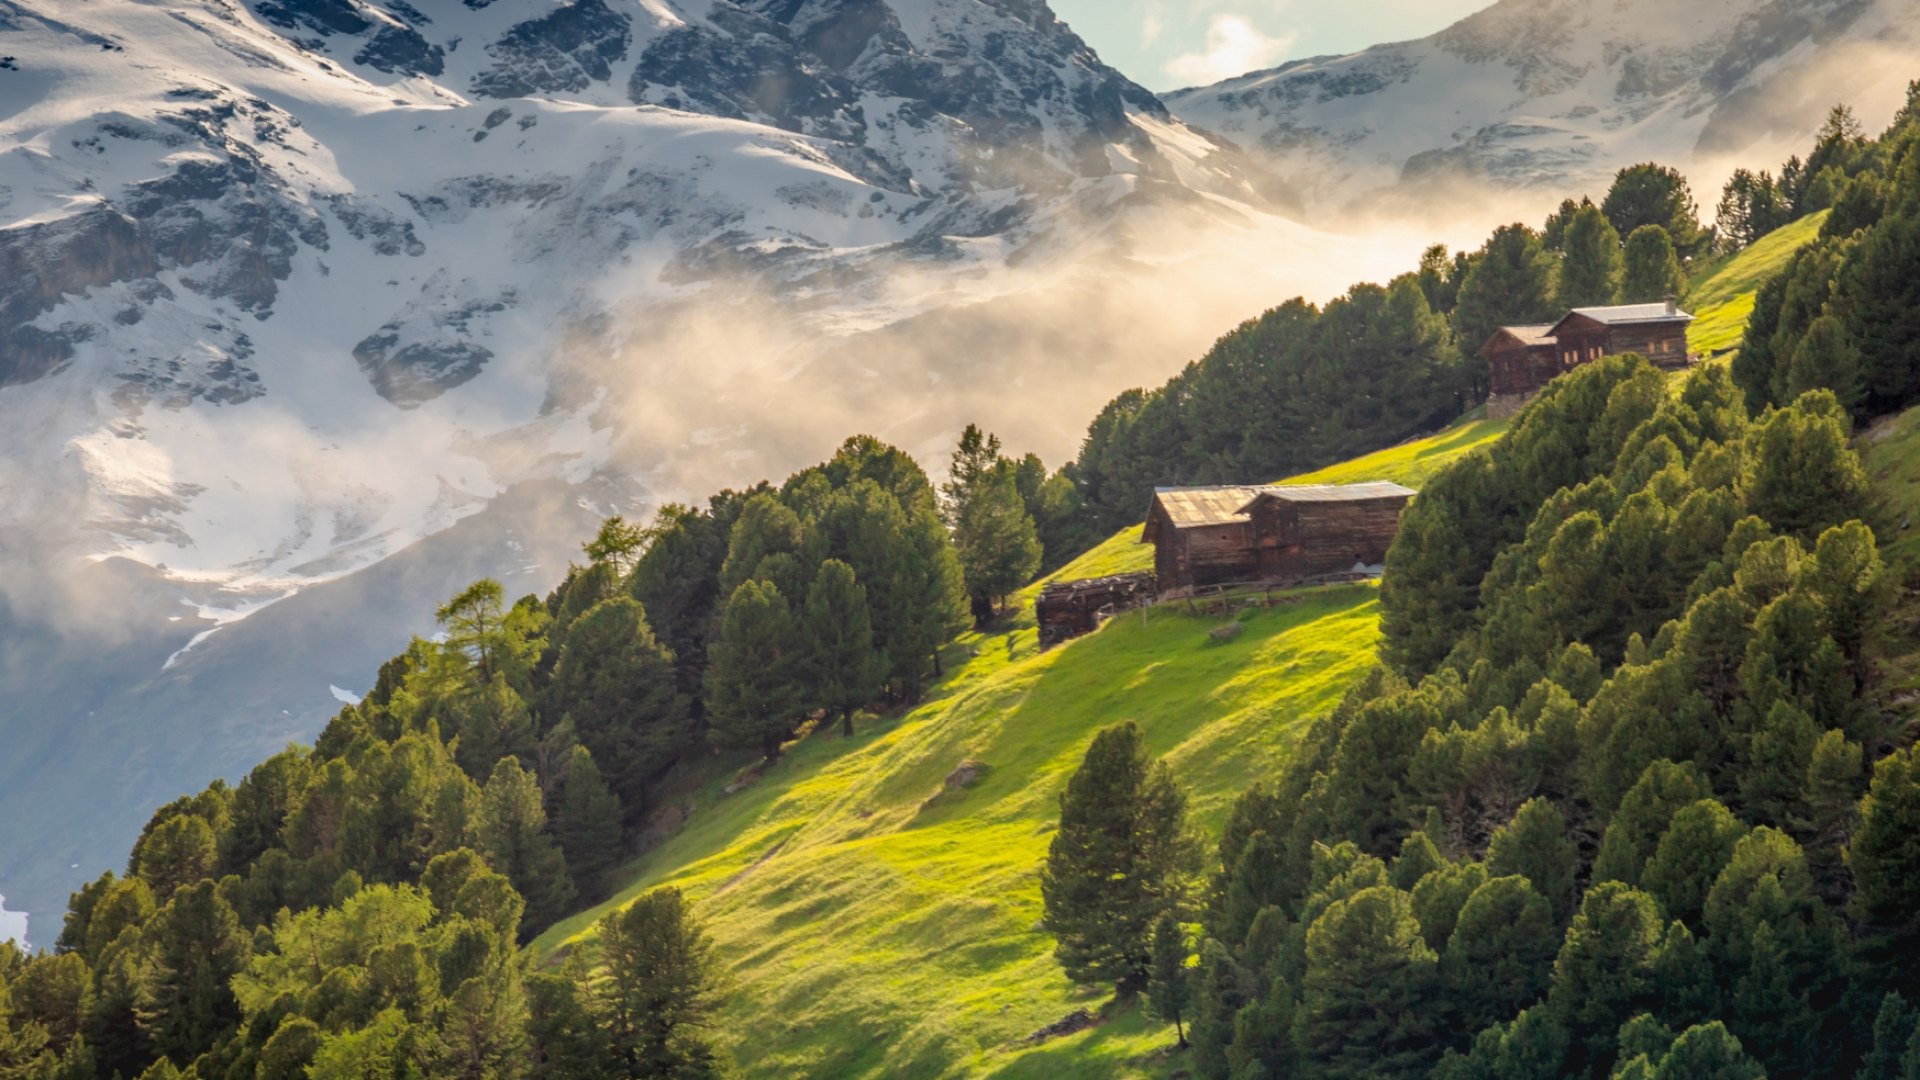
left=1442, top=876, right=1557, bottom=1032
left=803, top=560, right=886, bottom=736
left=1621, top=225, right=1688, bottom=305
left=953, top=463, right=1042, bottom=618
left=1450, top=224, right=1558, bottom=357
left=1603, top=164, right=1708, bottom=259
left=477, top=758, right=575, bottom=934
left=1651, top=1022, right=1765, bottom=1080
left=1640, top=799, right=1748, bottom=927
left=1147, top=913, right=1194, bottom=1048
left=1548, top=883, right=1664, bottom=1075
left=552, top=746, right=623, bottom=901
left=1485, top=798, right=1577, bottom=924
left=1557, top=203, right=1623, bottom=309
left=136, top=880, right=251, bottom=1063
left=445, top=675, right=538, bottom=782
left=1041, top=722, right=1198, bottom=994
left=1848, top=746, right=1920, bottom=966
left=597, top=887, right=731, bottom=1078
left=705, top=580, right=804, bottom=761
left=1295, top=885, right=1441, bottom=1078
left=548, top=597, right=691, bottom=816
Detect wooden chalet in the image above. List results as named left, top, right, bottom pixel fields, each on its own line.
left=1481, top=324, right=1564, bottom=419
left=1141, top=481, right=1416, bottom=597
left=1549, top=302, right=1694, bottom=370
left=1480, top=301, right=1695, bottom=418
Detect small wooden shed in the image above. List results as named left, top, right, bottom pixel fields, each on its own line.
left=1035, top=572, right=1156, bottom=645
left=1142, top=481, right=1416, bottom=597
left=1549, top=302, right=1694, bottom=370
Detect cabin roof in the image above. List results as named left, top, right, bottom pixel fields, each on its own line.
left=1551, top=303, right=1694, bottom=334
left=1142, top=482, right=1416, bottom=542
left=1479, top=323, right=1558, bottom=358
left=1236, top=481, right=1416, bottom=513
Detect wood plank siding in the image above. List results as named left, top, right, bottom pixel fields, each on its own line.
left=1142, top=482, right=1414, bottom=597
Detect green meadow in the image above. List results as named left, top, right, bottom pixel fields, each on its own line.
left=534, top=417, right=1509, bottom=1077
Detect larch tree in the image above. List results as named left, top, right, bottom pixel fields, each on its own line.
left=953, top=463, right=1042, bottom=620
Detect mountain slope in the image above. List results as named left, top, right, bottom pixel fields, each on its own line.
left=0, top=0, right=1342, bottom=931
left=530, top=416, right=1506, bottom=1078
left=1165, top=0, right=1920, bottom=215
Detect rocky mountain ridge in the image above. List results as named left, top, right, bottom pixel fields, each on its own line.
left=1166, top=0, right=1920, bottom=214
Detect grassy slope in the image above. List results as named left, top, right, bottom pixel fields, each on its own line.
left=532, top=417, right=1507, bottom=1078
left=1687, top=210, right=1830, bottom=355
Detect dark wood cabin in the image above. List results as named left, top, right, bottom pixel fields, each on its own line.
left=1549, top=302, right=1694, bottom=371
left=1481, top=324, right=1563, bottom=419
left=1036, top=572, right=1155, bottom=645
left=1142, top=482, right=1416, bottom=597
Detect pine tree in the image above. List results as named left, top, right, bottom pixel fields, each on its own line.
left=597, top=887, right=731, bottom=1078
left=1557, top=203, right=1623, bottom=309
left=1621, top=225, right=1688, bottom=305
left=952, top=461, right=1042, bottom=619
left=803, top=560, right=887, bottom=737
left=476, top=758, right=575, bottom=934
left=553, top=746, right=623, bottom=901
left=1442, top=875, right=1557, bottom=1031
left=1485, top=798, right=1577, bottom=924
left=1547, top=883, right=1664, bottom=1075
left=1603, top=164, right=1708, bottom=260
left=547, top=597, right=691, bottom=817
left=1451, top=224, right=1558, bottom=357
left=445, top=676, right=538, bottom=782
left=135, top=880, right=251, bottom=1062
left=1295, top=885, right=1441, bottom=1079
left=1147, top=913, right=1194, bottom=1047
left=1848, top=746, right=1920, bottom=967
left=1639, top=799, right=1748, bottom=927
left=1651, top=1022, right=1766, bottom=1080
left=705, top=580, right=804, bottom=761
left=716, top=493, right=805, bottom=600
left=1040, top=721, right=1199, bottom=994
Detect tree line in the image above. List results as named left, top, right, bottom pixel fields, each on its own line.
left=1031, top=87, right=1920, bottom=1077
left=1062, top=159, right=1714, bottom=537
left=0, top=422, right=1079, bottom=1078
left=1043, top=350, right=1920, bottom=1075
left=1732, top=85, right=1920, bottom=424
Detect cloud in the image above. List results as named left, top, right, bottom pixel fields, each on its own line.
left=1164, top=13, right=1295, bottom=87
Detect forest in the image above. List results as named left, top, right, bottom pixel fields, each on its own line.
left=3, top=80, right=1920, bottom=1080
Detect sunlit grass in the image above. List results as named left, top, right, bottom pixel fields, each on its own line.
left=1687, top=210, right=1830, bottom=356
left=529, top=412, right=1508, bottom=1077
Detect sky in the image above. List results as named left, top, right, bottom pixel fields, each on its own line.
left=1049, top=0, right=1491, bottom=91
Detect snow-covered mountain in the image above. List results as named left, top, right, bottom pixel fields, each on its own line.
left=1166, top=0, right=1920, bottom=214
left=0, top=0, right=1354, bottom=937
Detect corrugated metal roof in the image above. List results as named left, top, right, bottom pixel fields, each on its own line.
left=1145, top=482, right=1417, bottom=536
left=1561, top=303, right=1694, bottom=327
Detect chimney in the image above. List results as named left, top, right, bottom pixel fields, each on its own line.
left=1664, top=295, right=1678, bottom=316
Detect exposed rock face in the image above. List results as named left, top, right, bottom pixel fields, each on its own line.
left=1166, top=0, right=1920, bottom=212
left=0, top=209, right=155, bottom=386
left=472, top=0, right=631, bottom=98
